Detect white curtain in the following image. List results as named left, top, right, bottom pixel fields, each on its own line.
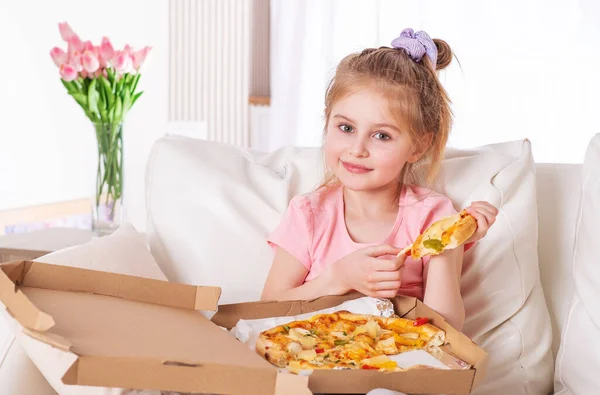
left=269, top=0, right=600, bottom=163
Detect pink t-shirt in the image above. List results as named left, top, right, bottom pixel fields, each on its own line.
left=267, top=184, right=469, bottom=300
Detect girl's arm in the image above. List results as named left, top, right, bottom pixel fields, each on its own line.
left=261, top=244, right=405, bottom=301
left=423, top=246, right=465, bottom=331
left=261, top=247, right=337, bottom=301
left=422, top=200, right=498, bottom=331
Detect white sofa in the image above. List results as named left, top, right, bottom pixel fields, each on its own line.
left=0, top=135, right=597, bottom=395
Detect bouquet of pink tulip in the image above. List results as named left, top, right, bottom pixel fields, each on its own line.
left=50, top=21, right=151, bottom=235
left=50, top=21, right=151, bottom=126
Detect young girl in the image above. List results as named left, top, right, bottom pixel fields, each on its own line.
left=261, top=28, right=498, bottom=331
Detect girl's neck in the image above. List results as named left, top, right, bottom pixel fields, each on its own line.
left=342, top=183, right=401, bottom=219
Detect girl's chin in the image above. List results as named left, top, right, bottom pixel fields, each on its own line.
left=336, top=174, right=401, bottom=193
left=337, top=176, right=384, bottom=192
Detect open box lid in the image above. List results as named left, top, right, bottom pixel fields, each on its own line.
left=0, top=261, right=311, bottom=395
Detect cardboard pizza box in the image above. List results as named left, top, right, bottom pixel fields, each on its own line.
left=0, top=260, right=488, bottom=394
left=213, top=293, right=489, bottom=395
left=0, top=260, right=310, bottom=395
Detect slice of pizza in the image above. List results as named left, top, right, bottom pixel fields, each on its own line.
left=255, top=311, right=446, bottom=373
left=399, top=209, right=477, bottom=259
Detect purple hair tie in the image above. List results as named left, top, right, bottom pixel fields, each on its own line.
left=391, top=28, right=438, bottom=67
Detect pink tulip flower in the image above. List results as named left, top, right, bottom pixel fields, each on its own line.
left=133, top=46, right=152, bottom=70
left=113, top=50, right=133, bottom=73
left=58, top=22, right=77, bottom=42
left=59, top=64, right=77, bottom=82
left=82, top=50, right=100, bottom=73
left=99, top=37, right=115, bottom=63
left=50, top=47, right=68, bottom=67
left=68, top=36, right=84, bottom=53
left=68, top=51, right=83, bottom=72
left=83, top=41, right=95, bottom=53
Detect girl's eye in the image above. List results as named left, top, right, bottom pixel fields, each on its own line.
left=339, top=124, right=354, bottom=133
left=374, top=132, right=391, bottom=140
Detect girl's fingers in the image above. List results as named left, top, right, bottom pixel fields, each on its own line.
left=469, top=210, right=489, bottom=236
left=372, top=255, right=405, bottom=271
left=374, top=289, right=399, bottom=298
left=366, top=244, right=402, bottom=257
left=466, top=205, right=497, bottom=226
left=367, top=269, right=402, bottom=283
left=465, top=202, right=498, bottom=243
left=370, top=280, right=403, bottom=291
left=474, top=207, right=496, bottom=225
left=469, top=201, right=499, bottom=216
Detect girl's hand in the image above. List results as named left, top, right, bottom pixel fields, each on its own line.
left=325, top=245, right=406, bottom=298
left=465, top=201, right=499, bottom=243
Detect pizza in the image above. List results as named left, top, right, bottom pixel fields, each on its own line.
left=400, top=209, right=477, bottom=259
left=255, top=311, right=445, bottom=373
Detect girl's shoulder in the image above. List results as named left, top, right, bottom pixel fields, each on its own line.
left=290, top=185, right=341, bottom=214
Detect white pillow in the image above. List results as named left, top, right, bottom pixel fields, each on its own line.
left=554, top=133, right=600, bottom=395
left=0, top=224, right=166, bottom=395
left=147, top=136, right=554, bottom=395
left=146, top=137, right=323, bottom=304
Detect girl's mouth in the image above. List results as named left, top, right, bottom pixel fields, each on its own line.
left=341, top=161, right=373, bottom=174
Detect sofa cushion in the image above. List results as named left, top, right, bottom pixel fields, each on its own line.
left=554, top=133, right=600, bottom=395
left=0, top=224, right=166, bottom=395
left=147, top=135, right=553, bottom=395
left=536, top=163, right=580, bottom=358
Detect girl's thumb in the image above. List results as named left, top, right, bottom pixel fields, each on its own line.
left=367, top=244, right=401, bottom=257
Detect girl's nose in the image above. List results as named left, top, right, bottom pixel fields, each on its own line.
left=349, top=135, right=369, bottom=158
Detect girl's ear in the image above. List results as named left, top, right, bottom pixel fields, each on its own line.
left=408, top=132, right=434, bottom=163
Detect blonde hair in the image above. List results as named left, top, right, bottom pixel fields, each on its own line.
left=318, top=38, right=453, bottom=191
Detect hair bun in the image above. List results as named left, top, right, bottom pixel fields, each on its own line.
left=433, top=38, right=452, bottom=70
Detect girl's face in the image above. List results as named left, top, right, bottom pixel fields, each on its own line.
left=325, top=88, right=420, bottom=193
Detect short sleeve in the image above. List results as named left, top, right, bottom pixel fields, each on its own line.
left=267, top=196, right=314, bottom=270
left=419, top=196, right=475, bottom=263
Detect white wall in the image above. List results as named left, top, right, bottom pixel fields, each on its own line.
left=0, top=0, right=169, bottom=231
left=270, top=0, right=600, bottom=163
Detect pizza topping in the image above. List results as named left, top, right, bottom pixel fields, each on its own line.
left=298, top=349, right=317, bottom=361
left=315, top=348, right=325, bottom=354
left=413, top=317, right=429, bottom=326
left=288, top=328, right=318, bottom=349
left=399, top=332, right=420, bottom=340
left=352, top=320, right=381, bottom=338
left=423, top=238, right=444, bottom=252
left=366, top=320, right=381, bottom=337
left=362, top=364, right=379, bottom=370
left=375, top=336, right=398, bottom=354
left=286, top=342, right=302, bottom=355
left=289, top=328, right=310, bottom=338
left=301, top=336, right=318, bottom=349
left=361, top=355, right=397, bottom=370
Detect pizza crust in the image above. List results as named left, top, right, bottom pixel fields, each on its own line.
left=256, top=335, right=288, bottom=367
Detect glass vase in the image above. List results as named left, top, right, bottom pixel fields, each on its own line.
left=91, top=122, right=124, bottom=236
